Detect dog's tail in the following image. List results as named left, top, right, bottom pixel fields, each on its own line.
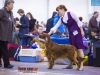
left=74, top=50, right=85, bottom=62
left=77, top=53, right=85, bottom=62
left=74, top=48, right=85, bottom=62
left=78, top=57, right=85, bottom=62
left=74, top=50, right=78, bottom=62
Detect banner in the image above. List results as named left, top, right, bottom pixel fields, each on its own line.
left=91, top=0, right=100, bottom=6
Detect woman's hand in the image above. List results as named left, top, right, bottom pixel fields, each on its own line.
left=48, top=30, right=53, bottom=35
left=95, top=36, right=98, bottom=39
left=80, top=26, right=84, bottom=37
left=81, top=31, right=84, bottom=37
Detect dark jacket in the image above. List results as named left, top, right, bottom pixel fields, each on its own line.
left=17, top=15, right=29, bottom=38
left=46, top=18, right=54, bottom=33
left=88, top=16, right=99, bottom=33
left=0, top=7, right=14, bottom=41
left=29, top=19, right=36, bottom=32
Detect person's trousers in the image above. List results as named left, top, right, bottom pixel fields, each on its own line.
left=13, top=32, right=20, bottom=44
left=20, top=37, right=32, bottom=46
left=20, top=38, right=28, bottom=46
left=27, top=37, right=32, bottom=46
left=0, top=40, right=10, bottom=66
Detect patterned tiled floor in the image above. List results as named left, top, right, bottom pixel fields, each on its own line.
left=0, top=61, right=100, bottom=75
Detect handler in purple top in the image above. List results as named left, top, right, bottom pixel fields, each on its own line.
left=49, top=5, right=84, bottom=70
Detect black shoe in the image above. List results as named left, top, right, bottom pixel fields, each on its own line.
left=0, top=64, right=2, bottom=67
left=4, top=64, right=14, bottom=68
left=0, top=60, right=2, bottom=67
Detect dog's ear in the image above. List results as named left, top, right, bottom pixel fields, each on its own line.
left=77, top=57, right=85, bottom=62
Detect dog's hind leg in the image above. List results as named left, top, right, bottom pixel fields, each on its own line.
left=63, top=51, right=78, bottom=69
left=73, top=57, right=79, bottom=70
left=63, top=58, right=73, bottom=69
left=73, top=51, right=80, bottom=70
left=77, top=57, right=85, bottom=71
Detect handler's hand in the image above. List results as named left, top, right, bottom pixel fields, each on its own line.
left=81, top=31, right=84, bottom=37
left=48, top=30, right=53, bottom=35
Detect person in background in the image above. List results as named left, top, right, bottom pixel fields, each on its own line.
left=30, top=25, right=43, bottom=35
left=17, top=9, right=29, bottom=46
left=79, top=17, right=84, bottom=27
left=26, top=12, right=37, bottom=46
left=0, top=0, right=14, bottom=68
left=91, top=28, right=100, bottom=40
left=46, top=11, right=57, bottom=33
left=41, top=21, right=46, bottom=31
left=49, top=5, right=84, bottom=70
left=36, top=21, right=40, bottom=28
left=88, top=11, right=99, bottom=39
left=79, top=17, right=83, bottom=22
left=51, top=29, right=61, bottom=37
left=29, top=26, right=44, bottom=47
left=27, top=12, right=37, bottom=32
left=83, top=22, right=89, bottom=39
left=79, top=17, right=89, bottom=39
left=13, top=17, right=20, bottom=44
left=62, top=32, right=69, bottom=37
left=54, top=12, right=69, bottom=34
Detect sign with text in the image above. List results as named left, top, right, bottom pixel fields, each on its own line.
left=18, top=66, right=38, bottom=73
left=91, top=0, right=100, bottom=6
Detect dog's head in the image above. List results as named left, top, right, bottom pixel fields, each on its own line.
left=39, top=33, right=50, bottom=43
left=39, top=33, right=49, bottom=39
left=30, top=38, right=39, bottom=46
left=32, top=38, right=39, bottom=42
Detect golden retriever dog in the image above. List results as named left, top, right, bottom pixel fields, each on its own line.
left=39, top=33, right=84, bottom=70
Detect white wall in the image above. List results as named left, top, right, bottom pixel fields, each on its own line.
left=0, top=0, right=4, bottom=9
left=49, top=0, right=88, bottom=22
left=12, top=0, right=47, bottom=23
left=1, top=0, right=99, bottom=23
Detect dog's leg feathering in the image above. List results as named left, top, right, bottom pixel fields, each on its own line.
left=77, top=57, right=85, bottom=71
left=77, top=50, right=85, bottom=71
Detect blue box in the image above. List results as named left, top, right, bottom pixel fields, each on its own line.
left=19, top=55, right=41, bottom=63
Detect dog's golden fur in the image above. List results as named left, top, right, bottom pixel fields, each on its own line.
left=39, top=33, right=84, bottom=70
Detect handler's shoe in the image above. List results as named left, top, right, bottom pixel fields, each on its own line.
left=0, top=59, right=2, bottom=67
